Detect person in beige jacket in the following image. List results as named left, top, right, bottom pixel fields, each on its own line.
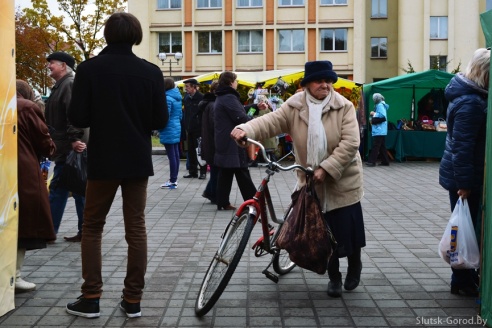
left=231, top=60, right=365, bottom=298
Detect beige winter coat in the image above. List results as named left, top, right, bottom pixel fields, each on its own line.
left=236, top=90, right=363, bottom=211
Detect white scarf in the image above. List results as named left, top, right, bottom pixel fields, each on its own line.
left=305, top=90, right=331, bottom=167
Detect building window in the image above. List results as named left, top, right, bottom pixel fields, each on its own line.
left=237, top=0, right=262, bottom=7
left=278, top=30, right=305, bottom=52
left=320, top=29, right=347, bottom=51
left=197, top=0, right=222, bottom=8
left=371, top=0, right=387, bottom=18
left=157, top=0, right=181, bottom=9
left=430, top=16, right=448, bottom=39
left=198, top=31, right=222, bottom=53
left=238, top=30, right=263, bottom=53
left=159, top=32, right=182, bottom=54
left=279, top=0, right=304, bottom=6
left=371, top=37, right=387, bottom=58
left=320, top=0, right=347, bottom=5
left=430, top=55, right=447, bottom=71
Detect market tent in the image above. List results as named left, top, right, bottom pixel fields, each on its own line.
left=176, top=69, right=358, bottom=90
left=363, top=70, right=454, bottom=124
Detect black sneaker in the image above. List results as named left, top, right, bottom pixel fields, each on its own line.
left=120, top=297, right=141, bottom=318
left=66, top=295, right=100, bottom=318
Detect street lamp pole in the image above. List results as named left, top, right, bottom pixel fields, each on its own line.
left=158, top=52, right=183, bottom=78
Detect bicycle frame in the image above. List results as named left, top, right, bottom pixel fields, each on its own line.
left=195, top=138, right=312, bottom=316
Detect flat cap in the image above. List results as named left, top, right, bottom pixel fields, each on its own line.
left=183, top=78, right=199, bottom=85
left=47, top=52, right=75, bottom=70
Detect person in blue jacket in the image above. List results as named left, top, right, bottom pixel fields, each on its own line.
left=439, top=47, right=489, bottom=296
left=160, top=77, right=183, bottom=189
left=366, top=93, right=390, bottom=167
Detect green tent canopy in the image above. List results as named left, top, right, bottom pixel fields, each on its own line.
left=363, top=70, right=455, bottom=125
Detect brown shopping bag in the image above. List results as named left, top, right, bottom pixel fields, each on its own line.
left=276, top=177, right=337, bottom=274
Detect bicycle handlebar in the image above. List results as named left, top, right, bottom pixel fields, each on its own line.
left=243, top=137, right=314, bottom=175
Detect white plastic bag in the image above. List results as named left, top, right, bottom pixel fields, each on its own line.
left=196, top=137, right=207, bottom=166
left=438, top=198, right=480, bottom=269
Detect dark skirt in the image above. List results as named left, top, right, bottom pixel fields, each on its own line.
left=323, top=201, right=365, bottom=258
left=18, top=238, right=47, bottom=251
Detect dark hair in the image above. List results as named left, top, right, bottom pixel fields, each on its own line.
left=164, top=77, right=175, bottom=91
left=104, top=12, right=143, bottom=45
left=218, top=71, right=237, bottom=87
left=210, top=81, right=219, bottom=93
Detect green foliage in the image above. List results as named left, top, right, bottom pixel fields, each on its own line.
left=401, top=60, right=416, bottom=74
left=451, top=62, right=462, bottom=74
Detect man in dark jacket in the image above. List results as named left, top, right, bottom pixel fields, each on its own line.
left=44, top=51, right=87, bottom=242
left=65, top=12, right=168, bottom=319
left=182, top=78, right=206, bottom=179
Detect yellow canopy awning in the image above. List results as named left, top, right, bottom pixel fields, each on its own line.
left=176, top=70, right=359, bottom=90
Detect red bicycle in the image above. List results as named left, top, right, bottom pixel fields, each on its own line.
left=195, top=138, right=313, bottom=317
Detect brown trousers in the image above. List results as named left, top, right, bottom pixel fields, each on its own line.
left=81, top=178, right=148, bottom=301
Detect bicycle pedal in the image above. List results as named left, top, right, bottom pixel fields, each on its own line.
left=262, top=269, right=279, bottom=283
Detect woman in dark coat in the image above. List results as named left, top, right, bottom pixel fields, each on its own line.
left=439, top=48, right=489, bottom=296
left=200, top=82, right=218, bottom=203
left=16, top=80, right=57, bottom=291
left=214, top=71, right=256, bottom=210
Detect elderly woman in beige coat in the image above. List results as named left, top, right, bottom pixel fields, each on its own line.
left=231, top=60, right=365, bottom=298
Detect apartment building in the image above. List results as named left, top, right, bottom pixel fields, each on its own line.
left=128, top=0, right=490, bottom=84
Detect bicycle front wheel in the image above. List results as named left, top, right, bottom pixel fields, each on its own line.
left=195, top=209, right=255, bottom=317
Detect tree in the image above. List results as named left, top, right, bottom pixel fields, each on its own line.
left=401, top=59, right=416, bottom=74
left=23, top=0, right=126, bottom=63
left=15, top=12, right=54, bottom=95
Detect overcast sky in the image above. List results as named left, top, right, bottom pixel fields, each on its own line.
left=15, top=0, right=63, bottom=14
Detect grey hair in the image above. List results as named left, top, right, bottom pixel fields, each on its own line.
left=373, top=93, right=384, bottom=104
left=464, top=48, right=490, bottom=89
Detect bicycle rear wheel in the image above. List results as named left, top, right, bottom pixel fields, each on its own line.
left=195, top=208, right=255, bottom=317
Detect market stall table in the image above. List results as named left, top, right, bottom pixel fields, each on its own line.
left=384, top=130, right=447, bottom=162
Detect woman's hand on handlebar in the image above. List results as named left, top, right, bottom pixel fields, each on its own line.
left=313, top=167, right=327, bottom=183
left=230, top=128, right=248, bottom=147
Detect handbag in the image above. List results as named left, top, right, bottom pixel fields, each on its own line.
left=59, top=149, right=87, bottom=196
left=436, top=118, right=447, bottom=132
left=276, top=177, right=337, bottom=274
left=421, top=123, right=436, bottom=131
left=420, top=115, right=434, bottom=125
left=438, top=198, right=480, bottom=269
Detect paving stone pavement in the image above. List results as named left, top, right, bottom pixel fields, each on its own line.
left=0, top=154, right=486, bottom=328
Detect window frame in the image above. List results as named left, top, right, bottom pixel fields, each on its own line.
left=158, top=32, right=183, bottom=54
left=320, top=0, right=347, bottom=6
left=278, top=0, right=305, bottom=7
left=371, top=0, right=387, bottom=18
left=197, top=0, right=222, bottom=8
left=430, top=55, right=448, bottom=72
left=236, top=0, right=262, bottom=7
left=278, top=29, right=305, bottom=52
left=197, top=31, right=223, bottom=54
left=370, top=37, right=387, bottom=58
left=237, top=30, right=263, bottom=53
left=430, top=16, right=448, bottom=40
left=320, top=28, right=348, bottom=52
left=157, top=0, right=182, bottom=9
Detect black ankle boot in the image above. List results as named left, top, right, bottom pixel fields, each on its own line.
left=327, top=261, right=342, bottom=298
left=344, top=249, right=362, bottom=291
left=327, top=279, right=342, bottom=297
